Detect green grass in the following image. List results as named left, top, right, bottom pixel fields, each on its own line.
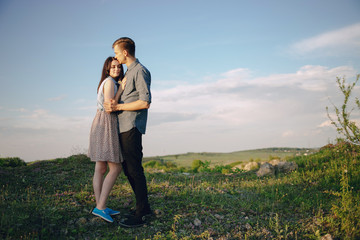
left=0, top=145, right=359, bottom=239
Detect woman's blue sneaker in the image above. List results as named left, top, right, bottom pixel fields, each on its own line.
left=92, top=207, right=114, bottom=223
left=105, top=208, right=120, bottom=216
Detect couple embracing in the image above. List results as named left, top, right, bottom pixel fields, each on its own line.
left=88, top=37, right=152, bottom=228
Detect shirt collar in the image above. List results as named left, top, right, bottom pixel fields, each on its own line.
left=126, top=58, right=139, bottom=72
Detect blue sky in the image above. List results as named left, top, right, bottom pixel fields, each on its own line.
left=1, top=0, right=360, bottom=161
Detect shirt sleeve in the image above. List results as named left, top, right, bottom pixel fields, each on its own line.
left=135, top=68, right=151, bottom=103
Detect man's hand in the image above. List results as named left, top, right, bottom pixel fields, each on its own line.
left=110, top=99, right=119, bottom=111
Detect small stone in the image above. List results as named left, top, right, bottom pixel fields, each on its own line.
left=154, top=209, right=163, bottom=217
left=214, top=214, right=224, bottom=219
left=245, top=223, right=252, bottom=230
left=194, top=218, right=201, bottom=226
left=262, top=228, right=271, bottom=236
left=321, top=234, right=333, bottom=240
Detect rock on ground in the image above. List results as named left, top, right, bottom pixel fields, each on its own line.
left=277, top=161, right=298, bottom=173
left=244, top=161, right=260, bottom=171
left=256, top=162, right=275, bottom=177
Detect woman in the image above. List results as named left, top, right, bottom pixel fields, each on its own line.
left=88, top=57, right=126, bottom=223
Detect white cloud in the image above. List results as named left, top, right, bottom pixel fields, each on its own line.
left=318, top=120, right=332, bottom=128
left=290, top=22, right=360, bottom=56
left=282, top=130, right=295, bottom=137
left=151, top=65, right=356, bottom=122
left=14, top=108, right=93, bottom=130
left=220, top=68, right=252, bottom=79
left=47, top=95, right=67, bottom=102
left=144, top=65, right=357, bottom=156
left=5, top=108, right=28, bottom=112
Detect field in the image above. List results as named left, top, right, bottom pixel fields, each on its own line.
left=144, top=147, right=316, bottom=167
left=1, top=145, right=359, bottom=239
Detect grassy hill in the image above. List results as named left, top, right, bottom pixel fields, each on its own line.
left=144, top=147, right=317, bottom=167
left=0, top=144, right=359, bottom=239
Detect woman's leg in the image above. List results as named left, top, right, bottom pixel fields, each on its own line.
left=93, top=161, right=107, bottom=206
left=97, top=162, right=122, bottom=210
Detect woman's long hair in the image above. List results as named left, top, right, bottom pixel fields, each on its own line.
left=97, top=57, right=124, bottom=93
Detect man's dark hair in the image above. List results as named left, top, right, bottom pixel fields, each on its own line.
left=112, top=37, right=135, bottom=57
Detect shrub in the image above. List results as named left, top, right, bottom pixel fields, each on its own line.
left=0, top=157, right=26, bottom=168
left=164, top=161, right=177, bottom=169
left=191, top=159, right=204, bottom=173
left=325, top=75, right=360, bottom=238
left=143, top=160, right=178, bottom=171
left=327, top=74, right=360, bottom=145
left=191, top=159, right=211, bottom=173
left=331, top=167, right=360, bottom=239
left=144, top=160, right=161, bottom=168
left=212, top=164, right=231, bottom=173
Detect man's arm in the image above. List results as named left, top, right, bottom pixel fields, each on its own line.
left=104, top=66, right=151, bottom=113
left=104, top=99, right=149, bottom=113
left=113, top=99, right=150, bottom=111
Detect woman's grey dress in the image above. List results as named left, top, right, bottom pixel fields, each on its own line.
left=88, top=77, right=123, bottom=163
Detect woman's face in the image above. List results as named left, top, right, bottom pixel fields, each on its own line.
left=109, top=60, right=121, bottom=78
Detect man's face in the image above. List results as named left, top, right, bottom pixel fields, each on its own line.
left=114, top=45, right=126, bottom=64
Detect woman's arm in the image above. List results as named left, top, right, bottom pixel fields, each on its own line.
left=103, top=79, right=115, bottom=105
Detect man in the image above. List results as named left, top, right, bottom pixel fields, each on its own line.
left=104, top=37, right=152, bottom=228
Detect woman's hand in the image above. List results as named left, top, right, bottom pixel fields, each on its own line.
left=110, top=99, right=118, bottom=110
left=121, top=77, right=127, bottom=90
left=104, top=100, right=113, bottom=113
left=104, top=99, right=119, bottom=113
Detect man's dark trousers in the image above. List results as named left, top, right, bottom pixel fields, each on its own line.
left=120, top=127, right=150, bottom=215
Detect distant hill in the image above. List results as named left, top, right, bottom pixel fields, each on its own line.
left=144, top=147, right=317, bottom=167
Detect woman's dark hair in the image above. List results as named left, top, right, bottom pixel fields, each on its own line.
left=97, top=57, right=124, bottom=93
